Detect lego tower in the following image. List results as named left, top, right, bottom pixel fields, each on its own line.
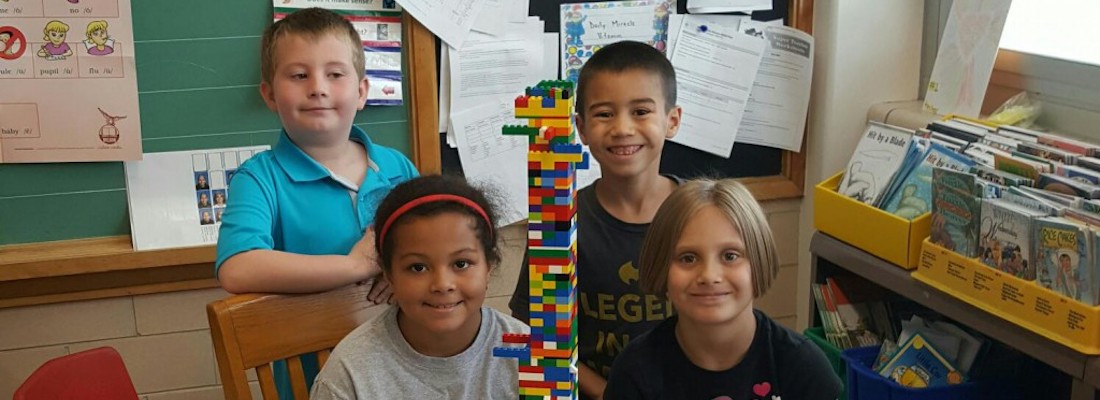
left=493, top=80, right=588, bottom=400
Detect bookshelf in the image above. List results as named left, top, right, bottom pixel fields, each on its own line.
left=810, top=231, right=1100, bottom=400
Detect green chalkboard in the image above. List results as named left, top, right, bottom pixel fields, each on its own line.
left=0, top=1, right=413, bottom=246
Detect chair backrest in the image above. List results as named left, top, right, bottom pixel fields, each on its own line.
left=13, top=346, right=139, bottom=400
left=207, top=283, right=380, bottom=400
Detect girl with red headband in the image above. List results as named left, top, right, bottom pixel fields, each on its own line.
left=312, top=175, right=529, bottom=399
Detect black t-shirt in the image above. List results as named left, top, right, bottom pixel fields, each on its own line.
left=509, top=177, right=678, bottom=380
left=604, top=311, right=843, bottom=400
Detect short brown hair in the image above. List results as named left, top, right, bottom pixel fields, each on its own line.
left=260, top=7, right=365, bottom=85
left=575, top=40, right=677, bottom=115
left=638, top=179, right=778, bottom=298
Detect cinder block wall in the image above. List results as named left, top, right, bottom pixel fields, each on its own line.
left=0, top=203, right=800, bottom=399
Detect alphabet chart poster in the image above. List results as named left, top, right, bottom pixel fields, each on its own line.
left=0, top=0, right=141, bottom=163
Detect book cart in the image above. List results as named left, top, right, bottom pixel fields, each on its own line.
left=811, top=174, right=1100, bottom=400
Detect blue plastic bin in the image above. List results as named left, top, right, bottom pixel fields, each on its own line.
left=841, top=346, right=1019, bottom=400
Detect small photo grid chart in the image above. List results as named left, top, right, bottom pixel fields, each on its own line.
left=192, top=148, right=260, bottom=228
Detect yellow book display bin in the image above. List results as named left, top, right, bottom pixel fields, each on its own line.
left=914, top=239, right=1100, bottom=354
left=814, top=172, right=931, bottom=269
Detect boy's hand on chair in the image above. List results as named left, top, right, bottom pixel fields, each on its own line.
left=350, top=229, right=391, bottom=304
left=366, top=278, right=393, bottom=305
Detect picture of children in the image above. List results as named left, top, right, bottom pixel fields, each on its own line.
left=215, top=208, right=225, bottom=222
left=84, top=20, right=114, bottom=56
left=195, top=172, right=209, bottom=189
left=200, top=209, right=215, bottom=225
left=213, top=190, right=227, bottom=206
left=37, top=21, right=73, bottom=60
left=198, top=191, right=212, bottom=208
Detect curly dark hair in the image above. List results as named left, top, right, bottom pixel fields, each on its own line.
left=373, top=174, right=501, bottom=272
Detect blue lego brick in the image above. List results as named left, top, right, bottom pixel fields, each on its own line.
left=550, top=143, right=584, bottom=153
left=543, top=366, right=573, bottom=382
left=578, top=152, right=590, bottom=170
left=493, top=346, right=531, bottom=359
left=542, top=96, right=555, bottom=108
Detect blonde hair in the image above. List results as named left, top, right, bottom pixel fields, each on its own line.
left=639, top=179, right=778, bottom=298
left=86, top=20, right=108, bottom=40
left=260, top=8, right=365, bottom=85
left=43, top=20, right=69, bottom=41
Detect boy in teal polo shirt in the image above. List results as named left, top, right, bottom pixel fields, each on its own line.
left=214, top=7, right=418, bottom=399
left=216, top=7, right=416, bottom=295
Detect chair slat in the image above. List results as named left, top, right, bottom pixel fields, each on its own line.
left=317, top=348, right=332, bottom=367
left=256, top=364, right=280, bottom=400
left=286, top=356, right=310, bottom=400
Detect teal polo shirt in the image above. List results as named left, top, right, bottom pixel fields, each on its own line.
left=215, top=125, right=418, bottom=272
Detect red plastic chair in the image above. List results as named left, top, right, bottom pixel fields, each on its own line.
left=13, top=346, right=139, bottom=400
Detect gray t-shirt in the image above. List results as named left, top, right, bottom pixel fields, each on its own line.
left=311, top=305, right=529, bottom=400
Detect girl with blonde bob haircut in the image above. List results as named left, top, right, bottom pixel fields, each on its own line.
left=604, top=178, right=841, bottom=400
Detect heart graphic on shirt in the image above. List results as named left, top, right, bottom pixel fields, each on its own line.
left=710, top=397, right=732, bottom=400
left=752, top=382, right=771, bottom=396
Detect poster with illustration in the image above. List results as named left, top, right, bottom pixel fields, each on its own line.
left=560, top=0, right=673, bottom=83
left=274, top=0, right=404, bottom=106
left=124, top=145, right=270, bottom=251
left=0, top=0, right=141, bottom=162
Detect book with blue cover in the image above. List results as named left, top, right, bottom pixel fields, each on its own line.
left=882, top=143, right=977, bottom=220
left=879, top=333, right=966, bottom=388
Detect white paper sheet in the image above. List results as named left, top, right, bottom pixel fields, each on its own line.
left=923, top=0, right=1012, bottom=118
left=471, top=0, right=508, bottom=36
left=734, top=22, right=814, bottom=152
left=668, top=15, right=765, bottom=157
left=510, top=1, right=531, bottom=22
left=125, top=146, right=269, bottom=251
left=438, top=47, right=454, bottom=145
left=395, top=0, right=485, bottom=48
left=451, top=101, right=529, bottom=225
left=448, top=21, right=545, bottom=138
left=686, top=0, right=770, bottom=14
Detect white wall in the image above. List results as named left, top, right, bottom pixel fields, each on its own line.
left=796, top=0, right=926, bottom=329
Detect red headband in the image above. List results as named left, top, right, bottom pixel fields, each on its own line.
left=378, top=194, right=493, bottom=244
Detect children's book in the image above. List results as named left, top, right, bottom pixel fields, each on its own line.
left=1002, top=187, right=1063, bottom=216
left=825, top=277, right=883, bottom=348
left=994, top=153, right=1046, bottom=181
left=1034, top=217, right=1094, bottom=305
left=997, top=126, right=1041, bottom=143
left=882, top=143, right=976, bottom=220
left=1037, top=132, right=1099, bottom=156
left=980, top=199, right=1048, bottom=280
left=971, top=165, right=1033, bottom=188
left=1058, top=164, right=1100, bottom=185
left=931, top=167, right=981, bottom=257
left=880, top=333, right=966, bottom=388
left=1019, top=141, right=1079, bottom=165
left=1036, top=173, right=1100, bottom=200
left=837, top=122, right=915, bottom=205
left=1076, top=156, right=1100, bottom=173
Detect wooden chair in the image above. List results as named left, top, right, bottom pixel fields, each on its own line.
left=207, top=283, right=381, bottom=400
left=14, top=346, right=140, bottom=400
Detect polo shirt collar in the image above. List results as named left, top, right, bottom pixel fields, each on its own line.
left=272, top=126, right=377, bottom=182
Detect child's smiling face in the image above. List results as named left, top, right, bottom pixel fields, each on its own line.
left=385, top=212, right=490, bottom=355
